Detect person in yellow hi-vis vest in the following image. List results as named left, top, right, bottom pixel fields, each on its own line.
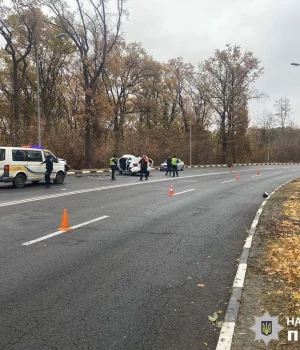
left=109, top=155, right=117, bottom=180
left=171, top=155, right=179, bottom=177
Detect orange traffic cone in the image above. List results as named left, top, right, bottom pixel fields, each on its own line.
left=257, top=170, right=260, bottom=175
left=58, top=209, right=71, bottom=231
left=230, top=166, right=233, bottom=173
left=236, top=173, right=240, bottom=180
left=168, top=185, right=174, bottom=196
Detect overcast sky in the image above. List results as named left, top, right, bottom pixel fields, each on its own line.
left=123, top=0, right=300, bottom=126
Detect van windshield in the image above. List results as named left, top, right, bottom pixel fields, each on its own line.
left=0, top=149, right=5, bottom=161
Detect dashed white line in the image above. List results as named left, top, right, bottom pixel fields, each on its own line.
left=233, top=263, right=247, bottom=288
left=1, top=165, right=299, bottom=207
left=22, top=215, right=109, bottom=246
left=221, top=179, right=236, bottom=184
left=173, top=189, right=195, bottom=196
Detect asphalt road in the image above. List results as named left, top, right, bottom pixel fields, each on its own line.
left=0, top=165, right=299, bottom=350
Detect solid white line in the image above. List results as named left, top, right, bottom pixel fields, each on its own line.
left=22, top=215, right=109, bottom=246
left=221, top=179, right=236, bottom=184
left=173, top=189, right=195, bottom=196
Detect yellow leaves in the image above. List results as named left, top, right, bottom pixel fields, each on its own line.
left=282, top=198, right=300, bottom=221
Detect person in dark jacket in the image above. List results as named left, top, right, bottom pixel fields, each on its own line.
left=139, top=155, right=148, bottom=180
left=166, top=156, right=172, bottom=176
left=109, top=155, right=117, bottom=180
left=41, top=151, right=54, bottom=188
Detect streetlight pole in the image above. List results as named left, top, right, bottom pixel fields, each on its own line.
left=35, top=46, right=41, bottom=147
left=189, top=114, right=192, bottom=167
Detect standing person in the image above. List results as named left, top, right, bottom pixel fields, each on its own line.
left=41, top=151, right=53, bottom=188
left=166, top=156, right=172, bottom=176
left=139, top=155, right=148, bottom=181
left=110, top=155, right=117, bottom=180
left=171, top=155, right=179, bottom=177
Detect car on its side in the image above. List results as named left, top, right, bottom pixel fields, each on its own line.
left=159, top=159, right=185, bottom=171
left=118, top=154, right=153, bottom=176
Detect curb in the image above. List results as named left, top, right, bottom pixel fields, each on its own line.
left=215, top=177, right=297, bottom=350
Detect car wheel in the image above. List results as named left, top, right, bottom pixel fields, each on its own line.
left=160, top=169, right=163, bottom=171
left=119, top=170, right=123, bottom=175
left=53, top=171, right=65, bottom=184
left=13, top=174, right=26, bottom=188
left=181, top=167, right=184, bottom=171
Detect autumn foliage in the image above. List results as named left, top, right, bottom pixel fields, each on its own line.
left=0, top=0, right=299, bottom=168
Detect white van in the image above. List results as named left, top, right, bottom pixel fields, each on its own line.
left=0, top=147, right=66, bottom=188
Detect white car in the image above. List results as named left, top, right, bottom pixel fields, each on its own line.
left=118, top=155, right=153, bottom=176
left=160, top=159, right=185, bottom=171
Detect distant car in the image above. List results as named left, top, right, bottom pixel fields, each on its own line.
left=160, top=159, right=184, bottom=171
left=118, top=154, right=153, bottom=176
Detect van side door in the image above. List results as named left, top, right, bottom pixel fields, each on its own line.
left=25, top=150, right=44, bottom=181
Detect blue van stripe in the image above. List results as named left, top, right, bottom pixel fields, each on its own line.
left=24, top=166, right=57, bottom=175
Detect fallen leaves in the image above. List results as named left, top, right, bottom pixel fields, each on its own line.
left=263, top=181, right=300, bottom=315
left=208, top=311, right=224, bottom=328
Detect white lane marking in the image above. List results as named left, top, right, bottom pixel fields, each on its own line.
left=173, top=189, right=195, bottom=196
left=250, top=174, right=262, bottom=178
left=233, top=263, right=247, bottom=288
left=243, top=236, right=253, bottom=249
left=1, top=165, right=299, bottom=207
left=216, top=322, right=235, bottom=350
left=221, top=179, right=236, bottom=184
left=215, top=178, right=295, bottom=350
left=22, top=215, right=109, bottom=246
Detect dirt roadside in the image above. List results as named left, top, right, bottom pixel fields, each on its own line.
left=231, top=179, right=300, bottom=350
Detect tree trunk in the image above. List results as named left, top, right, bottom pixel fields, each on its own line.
left=12, top=60, right=20, bottom=144
left=220, top=115, right=227, bottom=164
left=85, top=93, right=93, bottom=168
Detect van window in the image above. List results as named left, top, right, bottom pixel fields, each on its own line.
left=0, top=149, right=5, bottom=161
left=26, top=150, right=43, bottom=162
left=12, top=150, right=26, bottom=161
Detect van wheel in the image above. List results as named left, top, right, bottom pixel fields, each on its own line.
left=13, top=174, right=26, bottom=188
left=119, top=170, right=122, bottom=175
left=53, top=172, right=65, bottom=184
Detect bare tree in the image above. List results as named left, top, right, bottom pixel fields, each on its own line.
left=44, top=0, right=126, bottom=167
left=202, top=44, right=263, bottom=163
left=274, top=97, right=291, bottom=129
left=258, top=111, right=275, bottom=163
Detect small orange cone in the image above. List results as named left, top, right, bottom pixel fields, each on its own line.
left=236, top=173, right=240, bottom=180
left=230, top=166, right=233, bottom=173
left=168, top=185, right=174, bottom=196
left=58, top=209, right=71, bottom=231
left=257, top=170, right=260, bottom=175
